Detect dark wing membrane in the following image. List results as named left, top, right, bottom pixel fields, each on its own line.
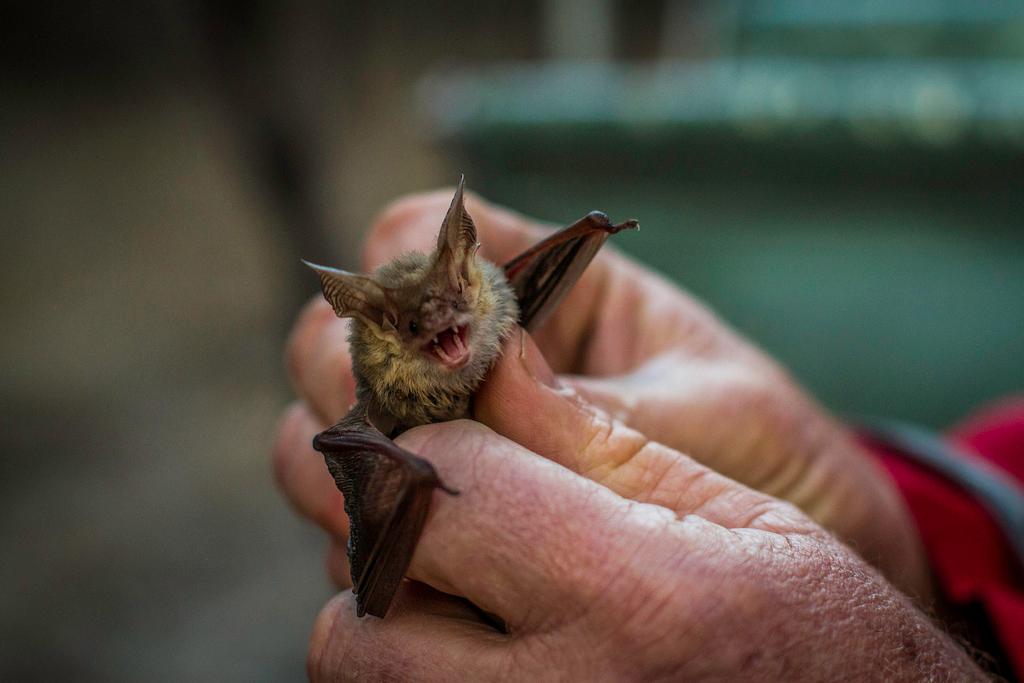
left=314, top=408, right=452, bottom=617
left=355, top=472, right=436, bottom=617
left=503, top=211, right=638, bottom=331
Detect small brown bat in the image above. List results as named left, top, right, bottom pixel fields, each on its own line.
left=304, top=177, right=636, bottom=617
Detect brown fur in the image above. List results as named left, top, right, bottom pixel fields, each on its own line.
left=348, top=252, right=517, bottom=433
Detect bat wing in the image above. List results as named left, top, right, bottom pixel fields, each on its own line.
left=503, top=211, right=638, bottom=330
left=313, top=408, right=456, bottom=617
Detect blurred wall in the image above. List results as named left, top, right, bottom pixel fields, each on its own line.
left=0, top=2, right=542, bottom=679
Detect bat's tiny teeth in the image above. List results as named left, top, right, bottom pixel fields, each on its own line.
left=432, top=337, right=439, bottom=344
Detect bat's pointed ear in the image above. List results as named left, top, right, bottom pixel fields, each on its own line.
left=302, top=260, right=399, bottom=332
left=434, top=175, right=480, bottom=291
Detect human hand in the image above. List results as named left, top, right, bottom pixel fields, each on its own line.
left=284, top=333, right=980, bottom=680
left=276, top=189, right=929, bottom=598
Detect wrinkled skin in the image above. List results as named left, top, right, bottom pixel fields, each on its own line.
left=273, top=191, right=983, bottom=681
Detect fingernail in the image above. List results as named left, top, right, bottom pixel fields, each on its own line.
left=519, top=330, right=559, bottom=389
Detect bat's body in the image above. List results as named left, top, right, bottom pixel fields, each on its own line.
left=305, top=178, right=636, bottom=617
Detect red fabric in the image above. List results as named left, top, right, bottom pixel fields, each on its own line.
left=869, top=397, right=1024, bottom=680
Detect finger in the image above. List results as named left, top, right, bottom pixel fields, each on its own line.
left=474, top=332, right=811, bottom=535
left=308, top=583, right=508, bottom=682
left=567, top=366, right=933, bottom=599
left=565, top=357, right=841, bottom=509
left=272, top=402, right=349, bottom=537
left=285, top=297, right=358, bottom=423
left=394, top=419, right=659, bottom=632
left=563, top=359, right=779, bottom=490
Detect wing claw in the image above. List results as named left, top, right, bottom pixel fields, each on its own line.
left=503, top=211, right=636, bottom=330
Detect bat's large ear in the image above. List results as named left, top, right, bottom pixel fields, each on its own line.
left=302, top=260, right=399, bottom=332
left=434, top=175, right=480, bottom=292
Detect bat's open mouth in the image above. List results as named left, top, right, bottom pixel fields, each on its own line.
left=422, top=324, right=471, bottom=369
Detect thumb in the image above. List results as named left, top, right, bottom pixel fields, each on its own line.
left=474, top=330, right=811, bottom=534
left=475, top=329, right=645, bottom=480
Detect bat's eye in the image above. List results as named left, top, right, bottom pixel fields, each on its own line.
left=408, top=320, right=419, bottom=335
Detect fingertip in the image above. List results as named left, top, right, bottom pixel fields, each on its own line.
left=514, top=328, right=559, bottom=388
left=286, top=296, right=357, bottom=423
left=307, top=318, right=357, bottom=421
left=272, top=401, right=314, bottom=490
left=308, top=591, right=354, bottom=681
left=272, top=402, right=349, bottom=536
left=286, top=297, right=335, bottom=385
left=475, top=332, right=597, bottom=469
left=476, top=330, right=551, bottom=416
left=308, top=583, right=510, bottom=681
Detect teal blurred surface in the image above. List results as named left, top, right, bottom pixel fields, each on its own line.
left=483, top=173, right=1022, bottom=428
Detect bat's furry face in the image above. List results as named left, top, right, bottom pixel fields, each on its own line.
left=378, top=251, right=485, bottom=371
left=304, top=180, right=518, bottom=428
left=348, top=252, right=517, bottom=427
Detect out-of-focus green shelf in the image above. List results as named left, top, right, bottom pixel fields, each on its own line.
left=418, top=58, right=1024, bottom=427
left=739, top=0, right=1024, bottom=58
left=420, top=60, right=1024, bottom=154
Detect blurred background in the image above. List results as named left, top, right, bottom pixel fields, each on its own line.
left=2, top=0, right=1022, bottom=679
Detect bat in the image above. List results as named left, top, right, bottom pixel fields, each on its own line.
left=303, top=177, right=637, bottom=617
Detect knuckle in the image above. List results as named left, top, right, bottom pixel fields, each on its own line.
left=307, top=593, right=358, bottom=681
left=578, top=412, right=650, bottom=483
